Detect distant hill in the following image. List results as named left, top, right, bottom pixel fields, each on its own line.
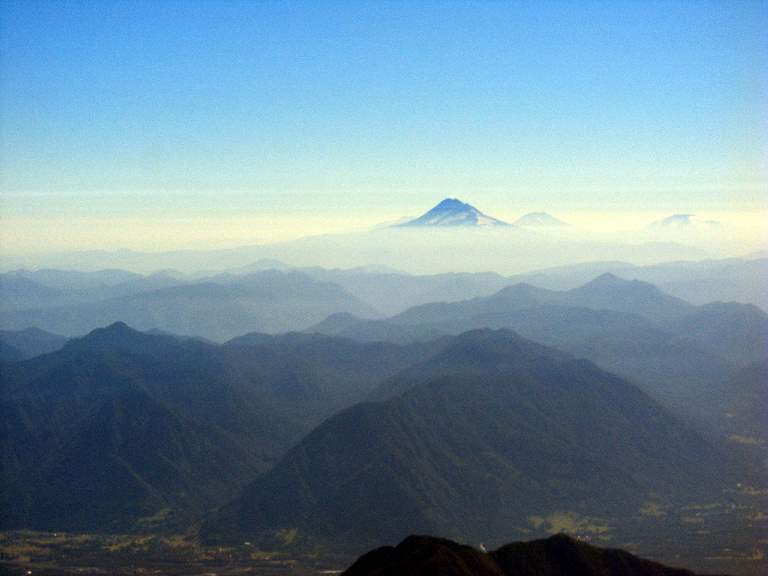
left=0, top=270, right=378, bottom=341
left=300, top=268, right=514, bottom=316
left=0, top=275, right=68, bottom=311
left=389, top=273, right=693, bottom=326
left=564, top=273, right=693, bottom=322
left=307, top=312, right=367, bottom=335
left=506, top=256, right=768, bottom=312
left=0, top=323, right=443, bottom=532
left=343, top=534, right=705, bottom=576
left=647, top=214, right=720, bottom=230
left=512, top=212, right=569, bottom=227
left=0, top=327, right=68, bottom=360
left=0, top=268, right=184, bottom=312
left=204, top=329, right=721, bottom=548
left=664, top=302, right=768, bottom=365
left=396, top=198, right=510, bottom=227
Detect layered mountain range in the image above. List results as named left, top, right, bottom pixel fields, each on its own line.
left=0, top=259, right=765, bottom=575
left=2, top=256, right=765, bottom=338
left=308, top=273, right=768, bottom=426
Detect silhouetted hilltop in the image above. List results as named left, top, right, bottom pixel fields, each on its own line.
left=343, top=533, right=710, bottom=576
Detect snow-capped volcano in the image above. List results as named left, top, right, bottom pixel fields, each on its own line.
left=396, top=198, right=509, bottom=227
left=513, top=212, right=568, bottom=227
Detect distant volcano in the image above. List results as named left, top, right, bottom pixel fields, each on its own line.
left=513, top=212, right=568, bottom=227
left=647, top=214, right=720, bottom=229
left=396, top=198, right=509, bottom=227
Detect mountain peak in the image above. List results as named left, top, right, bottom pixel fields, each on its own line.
left=434, top=197, right=468, bottom=209
left=66, top=322, right=180, bottom=355
left=72, top=321, right=144, bottom=345
left=91, top=321, right=138, bottom=337
left=419, top=328, right=572, bottom=373
left=397, top=198, right=509, bottom=227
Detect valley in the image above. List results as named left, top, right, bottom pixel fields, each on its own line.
left=2, top=488, right=765, bottom=576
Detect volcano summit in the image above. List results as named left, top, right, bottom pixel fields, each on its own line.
left=396, top=199, right=510, bottom=227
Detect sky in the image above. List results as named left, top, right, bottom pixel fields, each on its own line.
left=1, top=0, right=766, bottom=253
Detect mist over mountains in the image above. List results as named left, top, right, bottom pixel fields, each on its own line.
left=0, top=270, right=377, bottom=340
left=2, top=253, right=765, bottom=337
left=7, top=198, right=761, bottom=275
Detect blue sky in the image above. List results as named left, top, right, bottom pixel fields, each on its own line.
left=1, top=0, right=766, bottom=229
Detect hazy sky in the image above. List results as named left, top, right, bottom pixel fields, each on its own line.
left=1, top=0, right=766, bottom=252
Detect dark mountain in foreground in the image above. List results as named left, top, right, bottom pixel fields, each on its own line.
left=396, top=198, right=510, bottom=227
left=0, top=324, right=287, bottom=532
left=0, top=323, right=442, bottom=532
left=343, top=534, right=707, bottom=576
left=204, top=330, right=721, bottom=548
